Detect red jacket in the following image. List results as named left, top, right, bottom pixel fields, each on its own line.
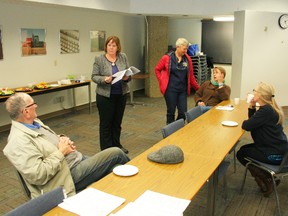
left=154, top=52, right=199, bottom=95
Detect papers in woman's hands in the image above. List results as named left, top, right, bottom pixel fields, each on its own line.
left=112, top=66, right=140, bottom=84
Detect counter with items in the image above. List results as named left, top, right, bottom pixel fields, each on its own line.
left=0, top=80, right=92, bottom=113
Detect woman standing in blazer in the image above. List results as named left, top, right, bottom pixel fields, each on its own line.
left=91, top=36, right=130, bottom=154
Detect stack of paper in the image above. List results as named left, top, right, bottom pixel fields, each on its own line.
left=216, top=105, right=234, bottom=111
left=112, top=190, right=190, bottom=216
left=58, top=188, right=125, bottom=216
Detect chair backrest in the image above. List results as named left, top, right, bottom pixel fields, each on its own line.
left=247, top=145, right=288, bottom=174
left=278, top=150, right=288, bottom=173
left=161, top=118, right=185, bottom=138
left=185, top=106, right=203, bottom=123
left=5, top=187, right=65, bottom=216
left=14, top=170, right=31, bottom=200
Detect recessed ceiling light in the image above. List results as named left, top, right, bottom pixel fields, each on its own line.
left=213, top=16, right=234, bottom=22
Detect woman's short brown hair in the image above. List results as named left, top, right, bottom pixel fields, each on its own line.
left=214, top=66, right=226, bottom=78
left=104, top=36, right=121, bottom=54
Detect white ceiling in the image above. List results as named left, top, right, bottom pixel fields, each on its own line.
left=9, top=0, right=288, bottom=19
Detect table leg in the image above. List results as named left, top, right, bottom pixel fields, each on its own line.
left=207, top=168, right=218, bottom=216
left=72, top=88, right=76, bottom=112
left=88, top=82, right=92, bottom=114
left=126, top=79, right=135, bottom=106
left=126, top=78, right=144, bottom=106
left=130, top=80, right=134, bottom=104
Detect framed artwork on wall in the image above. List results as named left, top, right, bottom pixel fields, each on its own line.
left=60, top=30, right=80, bottom=54
left=20, top=28, right=47, bottom=56
left=90, top=30, right=105, bottom=52
left=0, top=25, right=3, bottom=60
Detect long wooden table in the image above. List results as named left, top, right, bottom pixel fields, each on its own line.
left=0, top=80, right=92, bottom=114
left=45, top=100, right=249, bottom=216
left=127, top=73, right=149, bottom=106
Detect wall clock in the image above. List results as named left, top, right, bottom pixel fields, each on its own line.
left=278, top=14, right=288, bottom=29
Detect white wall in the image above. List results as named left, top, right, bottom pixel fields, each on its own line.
left=168, top=18, right=202, bottom=47
left=232, top=10, right=288, bottom=106
left=0, top=1, right=145, bottom=127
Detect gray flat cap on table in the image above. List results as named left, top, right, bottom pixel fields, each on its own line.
left=147, top=145, right=184, bottom=164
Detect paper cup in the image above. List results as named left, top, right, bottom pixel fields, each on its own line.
left=80, top=75, right=86, bottom=81
left=234, top=98, right=240, bottom=105
left=246, top=94, right=254, bottom=103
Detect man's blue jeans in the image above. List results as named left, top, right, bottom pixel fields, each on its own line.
left=70, top=147, right=130, bottom=192
left=200, top=106, right=212, bottom=113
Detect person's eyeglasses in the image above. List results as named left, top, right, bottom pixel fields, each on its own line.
left=25, top=102, right=37, bottom=108
left=22, top=102, right=37, bottom=113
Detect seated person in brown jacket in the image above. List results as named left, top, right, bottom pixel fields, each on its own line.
left=194, top=66, right=231, bottom=113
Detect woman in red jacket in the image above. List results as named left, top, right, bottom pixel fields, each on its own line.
left=155, top=38, right=199, bottom=124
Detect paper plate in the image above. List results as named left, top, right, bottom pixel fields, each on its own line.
left=221, top=121, right=238, bottom=127
left=113, top=165, right=139, bottom=177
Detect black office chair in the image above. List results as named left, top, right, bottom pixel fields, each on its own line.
left=5, top=186, right=65, bottom=216
left=184, top=106, right=203, bottom=123
left=14, top=170, right=31, bottom=200
left=161, top=118, right=185, bottom=138
left=240, top=151, right=288, bottom=216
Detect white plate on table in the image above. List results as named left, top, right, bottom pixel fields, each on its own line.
left=113, top=165, right=139, bottom=177
left=221, top=121, right=238, bottom=127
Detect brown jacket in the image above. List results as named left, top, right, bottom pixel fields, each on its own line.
left=194, top=81, right=231, bottom=106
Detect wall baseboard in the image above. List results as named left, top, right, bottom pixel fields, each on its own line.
left=0, top=102, right=96, bottom=133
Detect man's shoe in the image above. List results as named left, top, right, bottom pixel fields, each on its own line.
left=120, top=147, right=129, bottom=154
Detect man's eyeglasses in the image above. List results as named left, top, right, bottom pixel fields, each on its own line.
left=22, top=102, right=37, bottom=113
left=25, top=102, right=37, bottom=108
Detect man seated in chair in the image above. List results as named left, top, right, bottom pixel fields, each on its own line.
left=194, top=66, right=231, bottom=113
left=3, top=93, right=130, bottom=199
